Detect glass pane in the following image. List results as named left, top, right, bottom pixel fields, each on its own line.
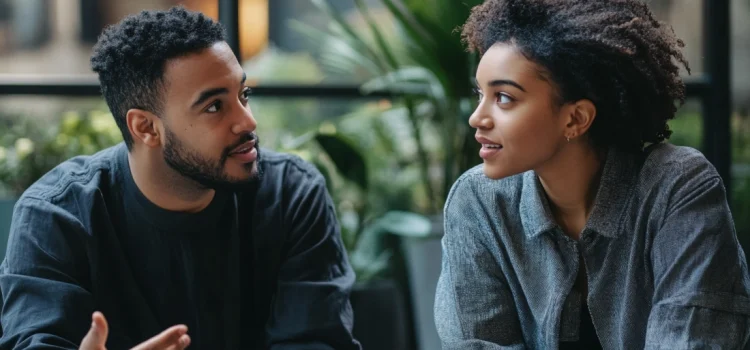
left=731, top=3, right=750, bottom=247
left=732, top=112, right=750, bottom=247
left=731, top=0, right=750, bottom=249
left=644, top=0, right=704, bottom=77
left=242, top=0, right=391, bottom=85
left=0, top=0, right=218, bottom=76
left=669, top=98, right=703, bottom=151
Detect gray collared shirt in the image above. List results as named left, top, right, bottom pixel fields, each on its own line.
left=435, top=143, right=750, bottom=349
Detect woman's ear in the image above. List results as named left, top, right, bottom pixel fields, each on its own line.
left=564, top=99, right=597, bottom=140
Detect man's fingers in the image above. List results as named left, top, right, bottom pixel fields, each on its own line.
left=80, top=312, right=109, bottom=350
left=131, top=325, right=189, bottom=350
left=164, top=335, right=191, bottom=350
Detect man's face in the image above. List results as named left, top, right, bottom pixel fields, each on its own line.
left=159, top=41, right=260, bottom=191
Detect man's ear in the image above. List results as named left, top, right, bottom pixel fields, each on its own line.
left=563, top=99, right=597, bottom=141
left=126, top=109, right=162, bottom=149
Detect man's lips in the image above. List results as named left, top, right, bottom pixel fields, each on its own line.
left=229, top=140, right=256, bottom=154
left=228, top=140, right=258, bottom=164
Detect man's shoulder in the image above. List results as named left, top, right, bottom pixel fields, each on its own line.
left=19, top=143, right=123, bottom=207
left=258, top=148, right=325, bottom=186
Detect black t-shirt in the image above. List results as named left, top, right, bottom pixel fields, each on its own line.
left=118, top=152, right=234, bottom=350
left=559, top=302, right=602, bottom=350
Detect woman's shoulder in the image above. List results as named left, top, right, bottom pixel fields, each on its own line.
left=444, top=164, right=530, bottom=215
left=640, top=142, right=721, bottom=187
left=644, top=143, right=714, bottom=171
left=630, top=143, right=726, bottom=223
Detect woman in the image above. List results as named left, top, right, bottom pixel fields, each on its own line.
left=435, top=0, right=750, bottom=349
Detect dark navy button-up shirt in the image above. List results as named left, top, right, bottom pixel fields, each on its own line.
left=0, top=143, right=361, bottom=350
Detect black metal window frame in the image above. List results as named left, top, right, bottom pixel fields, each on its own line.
left=0, top=0, right=732, bottom=197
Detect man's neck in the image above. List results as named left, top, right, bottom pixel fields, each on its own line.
left=127, top=150, right=215, bottom=213
left=536, top=143, right=605, bottom=238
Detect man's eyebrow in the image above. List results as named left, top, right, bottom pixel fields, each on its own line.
left=191, top=72, right=248, bottom=109
left=191, top=87, right=228, bottom=109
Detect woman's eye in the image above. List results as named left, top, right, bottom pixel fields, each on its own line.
left=498, top=93, right=513, bottom=104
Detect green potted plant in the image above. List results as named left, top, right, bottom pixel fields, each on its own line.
left=292, top=1, right=484, bottom=348
left=279, top=118, right=429, bottom=349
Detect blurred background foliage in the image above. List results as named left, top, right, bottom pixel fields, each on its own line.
left=0, top=1, right=749, bottom=348
left=0, top=0, right=749, bottom=284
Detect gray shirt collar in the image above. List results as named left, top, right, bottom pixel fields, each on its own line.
left=519, top=147, right=640, bottom=239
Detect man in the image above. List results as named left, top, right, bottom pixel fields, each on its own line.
left=0, top=7, right=361, bottom=350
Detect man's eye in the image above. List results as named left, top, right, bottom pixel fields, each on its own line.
left=241, top=88, right=252, bottom=101
left=206, top=101, right=221, bottom=113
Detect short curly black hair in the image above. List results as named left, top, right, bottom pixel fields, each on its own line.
left=461, top=0, right=690, bottom=153
left=90, top=6, right=226, bottom=150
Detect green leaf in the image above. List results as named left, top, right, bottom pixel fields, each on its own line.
left=362, top=66, right=446, bottom=101
left=314, top=133, right=368, bottom=191
left=380, top=0, right=436, bottom=50
left=377, top=210, right=433, bottom=238
left=289, top=19, right=383, bottom=77
left=311, top=156, right=334, bottom=194
left=354, top=0, right=399, bottom=69
left=311, top=0, right=389, bottom=73
left=282, top=130, right=316, bottom=150
left=351, top=247, right=393, bottom=282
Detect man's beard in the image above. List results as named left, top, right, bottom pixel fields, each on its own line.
left=162, top=128, right=262, bottom=192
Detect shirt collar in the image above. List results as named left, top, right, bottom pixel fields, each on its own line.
left=520, top=147, right=640, bottom=239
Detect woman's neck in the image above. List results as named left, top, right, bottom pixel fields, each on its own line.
left=536, top=143, right=605, bottom=239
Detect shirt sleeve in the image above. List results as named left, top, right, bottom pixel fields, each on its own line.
left=0, top=197, right=94, bottom=350
left=646, top=175, right=750, bottom=349
left=264, top=172, right=361, bottom=350
left=434, top=176, right=526, bottom=350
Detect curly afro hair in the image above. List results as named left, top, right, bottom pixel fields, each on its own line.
left=461, top=0, right=690, bottom=153
left=90, top=6, right=226, bottom=150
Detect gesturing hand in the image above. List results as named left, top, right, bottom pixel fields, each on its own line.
left=80, top=312, right=191, bottom=350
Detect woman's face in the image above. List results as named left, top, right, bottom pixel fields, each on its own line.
left=470, top=43, right=575, bottom=180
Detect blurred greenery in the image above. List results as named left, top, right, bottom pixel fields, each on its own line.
left=298, top=0, right=484, bottom=216
left=0, top=107, right=122, bottom=197
left=242, top=47, right=436, bottom=282
left=0, top=0, right=748, bottom=283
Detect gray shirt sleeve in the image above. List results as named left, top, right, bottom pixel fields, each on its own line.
left=646, top=175, right=750, bottom=349
left=434, top=176, right=525, bottom=350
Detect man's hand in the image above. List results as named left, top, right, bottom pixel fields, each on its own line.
left=80, top=311, right=191, bottom=350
